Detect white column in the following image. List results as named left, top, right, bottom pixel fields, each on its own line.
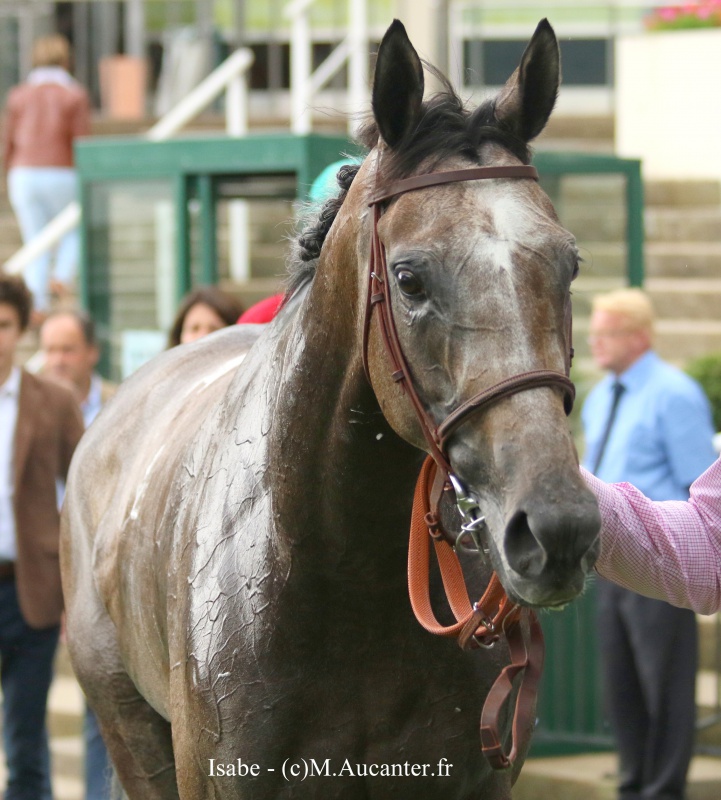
left=348, top=0, right=368, bottom=135
left=226, top=72, right=251, bottom=282
left=290, top=7, right=312, bottom=134
left=393, top=0, right=443, bottom=94
left=125, top=0, right=146, bottom=59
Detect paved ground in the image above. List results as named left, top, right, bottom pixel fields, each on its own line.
left=514, top=752, right=721, bottom=800
left=0, top=669, right=84, bottom=800
left=2, top=664, right=721, bottom=800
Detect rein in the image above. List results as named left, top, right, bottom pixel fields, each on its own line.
left=362, top=163, right=575, bottom=770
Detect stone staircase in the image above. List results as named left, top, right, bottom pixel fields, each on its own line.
left=566, top=175, right=721, bottom=373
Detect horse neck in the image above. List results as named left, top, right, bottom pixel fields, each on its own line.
left=268, top=211, right=423, bottom=577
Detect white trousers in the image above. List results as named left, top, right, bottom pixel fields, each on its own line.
left=8, top=166, right=79, bottom=311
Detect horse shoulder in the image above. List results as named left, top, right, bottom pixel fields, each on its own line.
left=64, top=326, right=263, bottom=706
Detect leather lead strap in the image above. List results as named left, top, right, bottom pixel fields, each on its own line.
left=408, top=458, right=521, bottom=643
left=408, top=456, right=545, bottom=770
left=480, top=612, right=545, bottom=770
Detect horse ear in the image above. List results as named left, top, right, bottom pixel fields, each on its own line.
left=372, top=19, right=424, bottom=149
left=494, top=18, right=560, bottom=143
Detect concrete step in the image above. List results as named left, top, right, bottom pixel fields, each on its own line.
left=539, top=114, right=615, bottom=143
left=646, top=180, right=721, bottom=208
left=551, top=173, right=626, bottom=206
left=562, top=205, right=627, bottom=243
left=573, top=276, right=635, bottom=317
left=573, top=316, right=721, bottom=363
left=646, top=242, right=721, bottom=279
left=576, top=243, right=627, bottom=279
left=48, top=674, right=84, bottom=739
left=646, top=278, right=721, bottom=320
left=699, top=614, right=721, bottom=673
left=220, top=277, right=284, bottom=309
left=536, top=137, right=615, bottom=153
left=514, top=753, right=721, bottom=800
left=646, top=207, right=721, bottom=243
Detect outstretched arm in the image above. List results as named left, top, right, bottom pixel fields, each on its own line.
left=583, top=458, right=721, bottom=614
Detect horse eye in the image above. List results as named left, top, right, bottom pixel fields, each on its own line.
left=395, top=268, right=424, bottom=297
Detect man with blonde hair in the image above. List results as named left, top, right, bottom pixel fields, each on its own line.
left=583, top=288, right=716, bottom=800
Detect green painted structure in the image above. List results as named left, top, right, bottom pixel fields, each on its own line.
left=76, top=132, right=358, bottom=305
left=75, top=138, right=643, bottom=334
left=75, top=132, right=359, bottom=375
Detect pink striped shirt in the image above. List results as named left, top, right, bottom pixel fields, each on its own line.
left=583, top=458, right=721, bottom=614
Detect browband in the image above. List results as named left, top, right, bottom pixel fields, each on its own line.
left=368, top=165, right=539, bottom=206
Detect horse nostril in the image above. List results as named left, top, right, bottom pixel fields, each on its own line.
left=504, top=510, right=547, bottom=579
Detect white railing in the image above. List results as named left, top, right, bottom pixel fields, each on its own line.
left=3, top=47, right=254, bottom=279
left=4, top=0, right=374, bottom=282
left=285, top=0, right=368, bottom=135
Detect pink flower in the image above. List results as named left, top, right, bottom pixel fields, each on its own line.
left=659, top=6, right=679, bottom=20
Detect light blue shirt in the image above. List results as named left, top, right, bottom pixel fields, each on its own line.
left=56, top=373, right=104, bottom=508
left=0, top=368, right=21, bottom=561
left=81, top=373, right=103, bottom=428
left=582, top=350, right=717, bottom=500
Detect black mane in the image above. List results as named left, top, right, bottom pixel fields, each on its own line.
left=360, top=66, right=530, bottom=182
left=286, top=69, right=530, bottom=298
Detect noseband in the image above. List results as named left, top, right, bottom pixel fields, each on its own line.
left=361, top=163, right=576, bottom=771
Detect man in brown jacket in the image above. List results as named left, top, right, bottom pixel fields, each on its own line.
left=0, top=273, right=84, bottom=799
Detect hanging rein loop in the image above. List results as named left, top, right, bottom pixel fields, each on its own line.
left=362, top=163, right=574, bottom=770
left=409, top=456, right=545, bottom=770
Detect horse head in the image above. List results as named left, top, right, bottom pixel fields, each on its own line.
left=360, top=19, right=600, bottom=609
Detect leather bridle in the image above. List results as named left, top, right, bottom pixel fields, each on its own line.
left=362, top=164, right=575, bottom=471
left=361, top=163, right=576, bottom=770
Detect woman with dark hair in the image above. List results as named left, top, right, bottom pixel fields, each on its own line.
left=168, top=286, right=242, bottom=348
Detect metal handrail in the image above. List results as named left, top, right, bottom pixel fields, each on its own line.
left=3, top=46, right=254, bottom=278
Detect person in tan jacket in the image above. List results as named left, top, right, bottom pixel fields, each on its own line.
left=2, top=34, right=90, bottom=318
left=0, top=272, right=84, bottom=799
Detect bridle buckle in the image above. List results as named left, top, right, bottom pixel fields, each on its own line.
left=449, top=474, right=490, bottom=557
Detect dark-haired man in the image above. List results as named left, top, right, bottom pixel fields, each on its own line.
left=39, top=309, right=115, bottom=800
left=0, top=272, right=84, bottom=799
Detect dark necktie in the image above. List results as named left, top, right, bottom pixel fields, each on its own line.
left=591, top=380, right=625, bottom=475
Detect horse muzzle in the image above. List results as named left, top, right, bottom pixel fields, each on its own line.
left=499, top=496, right=601, bottom=607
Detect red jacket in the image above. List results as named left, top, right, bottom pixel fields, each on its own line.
left=237, top=294, right=284, bottom=324
left=3, top=80, right=90, bottom=171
